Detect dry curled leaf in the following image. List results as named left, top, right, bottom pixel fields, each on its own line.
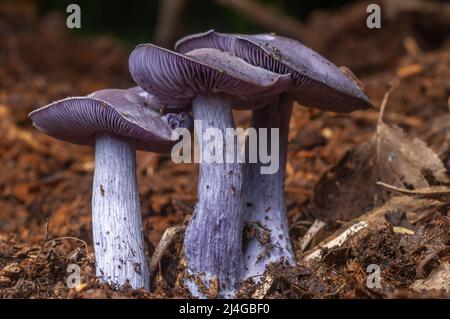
left=314, top=121, right=449, bottom=222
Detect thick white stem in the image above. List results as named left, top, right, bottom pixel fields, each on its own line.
left=92, top=133, right=149, bottom=290
left=184, top=95, right=244, bottom=298
left=242, top=95, right=295, bottom=281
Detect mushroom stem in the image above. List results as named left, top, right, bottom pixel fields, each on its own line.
left=184, top=95, right=244, bottom=298
left=92, top=133, right=149, bottom=290
left=242, top=95, right=295, bottom=281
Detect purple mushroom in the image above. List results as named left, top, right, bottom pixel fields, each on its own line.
left=176, top=30, right=373, bottom=280
left=29, top=87, right=190, bottom=290
left=129, top=44, right=291, bottom=297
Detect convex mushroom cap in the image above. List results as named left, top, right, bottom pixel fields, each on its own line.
left=29, top=87, right=191, bottom=153
left=175, top=30, right=373, bottom=112
left=129, top=44, right=292, bottom=110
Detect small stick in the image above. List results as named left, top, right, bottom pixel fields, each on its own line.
left=149, top=226, right=185, bottom=279
left=376, top=80, right=398, bottom=163
left=347, top=110, right=423, bottom=128
left=377, top=182, right=450, bottom=199
left=377, top=80, right=398, bottom=127
left=48, top=237, right=93, bottom=262
left=31, top=218, right=51, bottom=276
left=44, top=218, right=49, bottom=243
left=32, top=219, right=93, bottom=276
left=300, top=220, right=326, bottom=253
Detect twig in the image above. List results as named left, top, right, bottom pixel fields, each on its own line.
left=290, top=282, right=313, bottom=296
left=377, top=182, right=450, bottom=200
left=377, top=80, right=398, bottom=128
left=251, top=275, right=273, bottom=299
left=304, top=221, right=368, bottom=263
left=31, top=219, right=51, bottom=276
left=149, top=226, right=185, bottom=279
left=348, top=110, right=423, bottom=128
left=32, top=231, right=93, bottom=276
left=44, top=218, right=49, bottom=242
left=47, top=237, right=93, bottom=262
left=376, top=80, right=398, bottom=163
left=322, top=283, right=346, bottom=298
left=300, top=220, right=325, bottom=253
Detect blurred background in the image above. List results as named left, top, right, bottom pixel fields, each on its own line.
left=1, top=0, right=448, bottom=76
left=38, top=0, right=361, bottom=45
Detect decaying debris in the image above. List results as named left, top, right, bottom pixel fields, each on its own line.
left=306, top=189, right=448, bottom=263
left=377, top=182, right=450, bottom=201
left=149, top=226, right=185, bottom=281
left=314, top=85, right=449, bottom=222
left=411, top=263, right=450, bottom=292
left=251, top=275, right=274, bottom=299
left=304, top=222, right=368, bottom=263
left=357, top=195, right=448, bottom=227
left=300, top=220, right=326, bottom=253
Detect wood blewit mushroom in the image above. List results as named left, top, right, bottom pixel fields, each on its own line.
left=129, top=44, right=291, bottom=297
left=176, top=30, right=373, bottom=280
left=29, top=87, right=191, bottom=290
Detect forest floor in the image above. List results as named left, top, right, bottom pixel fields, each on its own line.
left=0, top=1, right=449, bottom=298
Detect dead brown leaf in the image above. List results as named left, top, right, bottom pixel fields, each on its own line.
left=314, top=107, right=449, bottom=222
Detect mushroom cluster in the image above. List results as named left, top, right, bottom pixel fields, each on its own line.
left=30, top=87, right=191, bottom=290
left=29, top=29, right=371, bottom=298
left=128, top=45, right=290, bottom=297
left=175, top=31, right=373, bottom=282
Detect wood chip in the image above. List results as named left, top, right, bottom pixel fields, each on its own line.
left=393, top=227, right=415, bottom=235
left=300, top=220, right=326, bottom=252
left=304, top=221, right=368, bottom=262
left=251, top=275, right=273, bottom=299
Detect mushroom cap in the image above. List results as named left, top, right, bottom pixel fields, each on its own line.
left=175, top=30, right=373, bottom=112
left=29, top=87, right=191, bottom=153
left=128, top=44, right=292, bottom=110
